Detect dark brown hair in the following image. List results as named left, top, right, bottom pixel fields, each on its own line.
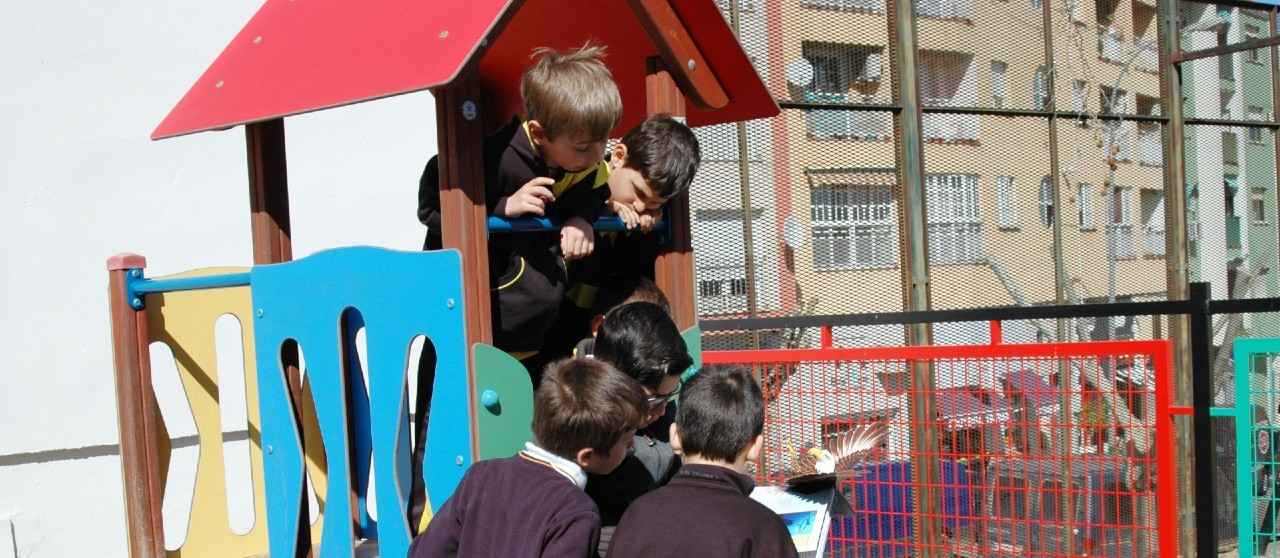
left=533, top=358, right=648, bottom=458
left=619, top=114, right=701, bottom=199
left=675, top=366, right=765, bottom=462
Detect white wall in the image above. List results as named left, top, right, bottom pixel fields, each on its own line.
left=0, top=3, right=437, bottom=555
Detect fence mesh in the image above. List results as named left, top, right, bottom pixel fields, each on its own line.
left=705, top=340, right=1170, bottom=558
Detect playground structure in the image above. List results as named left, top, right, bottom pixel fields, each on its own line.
left=107, top=1, right=776, bottom=557
left=104, top=1, right=1280, bottom=557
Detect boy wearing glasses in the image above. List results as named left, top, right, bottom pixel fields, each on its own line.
left=586, top=302, right=691, bottom=556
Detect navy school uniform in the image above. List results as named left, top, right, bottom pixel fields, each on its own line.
left=606, top=464, right=799, bottom=558
left=418, top=117, right=611, bottom=364
left=411, top=452, right=601, bottom=558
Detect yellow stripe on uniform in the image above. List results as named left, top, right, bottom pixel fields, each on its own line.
left=552, top=160, right=610, bottom=198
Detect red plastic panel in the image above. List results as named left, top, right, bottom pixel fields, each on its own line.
left=704, top=339, right=1178, bottom=558
left=153, top=0, right=777, bottom=140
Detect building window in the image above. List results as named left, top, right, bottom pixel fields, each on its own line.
left=1078, top=183, right=1096, bottom=230
left=699, top=280, right=723, bottom=298
left=991, top=61, right=1007, bottom=108
left=921, top=51, right=980, bottom=141
left=1039, top=177, right=1055, bottom=227
left=1109, top=186, right=1135, bottom=259
left=1252, top=187, right=1268, bottom=223
left=1248, top=106, right=1266, bottom=143
left=1140, top=189, right=1165, bottom=258
left=1072, top=80, right=1087, bottom=112
left=996, top=176, right=1018, bottom=229
left=1246, top=25, right=1263, bottom=63
left=802, top=43, right=890, bottom=140
left=811, top=183, right=898, bottom=269
left=1033, top=65, right=1050, bottom=110
left=804, top=42, right=882, bottom=94
left=926, top=174, right=983, bottom=264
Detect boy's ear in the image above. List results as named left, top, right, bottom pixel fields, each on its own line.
left=609, top=142, right=629, bottom=168
left=669, top=423, right=682, bottom=456
left=746, top=434, right=764, bottom=464
left=528, top=120, right=548, bottom=144
left=574, top=447, right=595, bottom=469
left=590, top=314, right=606, bottom=336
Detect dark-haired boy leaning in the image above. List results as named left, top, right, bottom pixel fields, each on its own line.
left=606, top=365, right=798, bottom=558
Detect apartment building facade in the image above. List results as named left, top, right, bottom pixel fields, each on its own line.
left=691, top=0, right=1173, bottom=347
left=1180, top=4, right=1280, bottom=336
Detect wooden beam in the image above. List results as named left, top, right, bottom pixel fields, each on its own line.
left=106, top=254, right=165, bottom=558
left=648, top=61, right=697, bottom=330
left=244, top=119, right=312, bottom=557
left=627, top=0, right=729, bottom=111
left=246, top=119, right=294, bottom=264
left=435, top=74, right=491, bottom=461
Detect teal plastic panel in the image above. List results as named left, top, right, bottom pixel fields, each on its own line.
left=1235, top=337, right=1280, bottom=558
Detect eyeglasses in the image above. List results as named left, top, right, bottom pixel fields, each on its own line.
left=645, top=384, right=681, bottom=409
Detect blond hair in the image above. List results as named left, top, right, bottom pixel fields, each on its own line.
left=521, top=43, right=623, bottom=141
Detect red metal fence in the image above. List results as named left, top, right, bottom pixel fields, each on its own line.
left=703, top=334, right=1178, bottom=558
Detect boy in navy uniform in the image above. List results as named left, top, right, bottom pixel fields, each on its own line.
left=410, top=358, right=647, bottom=558
left=607, top=366, right=798, bottom=558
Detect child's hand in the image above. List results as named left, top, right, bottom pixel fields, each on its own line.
left=561, top=217, right=595, bottom=261
left=610, top=200, right=641, bottom=230
left=637, top=210, right=660, bottom=233
left=495, top=177, right=555, bottom=218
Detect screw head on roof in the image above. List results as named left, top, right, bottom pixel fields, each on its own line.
left=456, top=455, right=464, bottom=466
left=446, top=298, right=456, bottom=309
left=253, top=36, right=263, bottom=44
left=215, top=80, right=225, bottom=89
left=439, top=30, right=449, bottom=39
left=462, top=101, right=477, bottom=121
left=687, top=59, right=696, bottom=71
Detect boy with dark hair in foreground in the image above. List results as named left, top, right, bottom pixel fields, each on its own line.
left=606, top=366, right=798, bottom=558
left=410, top=358, right=647, bottom=558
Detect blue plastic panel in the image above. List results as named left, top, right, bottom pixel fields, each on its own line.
left=252, top=247, right=471, bottom=558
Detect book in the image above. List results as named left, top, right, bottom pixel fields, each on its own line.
left=749, top=484, right=851, bottom=558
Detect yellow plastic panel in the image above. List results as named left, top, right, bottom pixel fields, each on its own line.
left=145, top=267, right=327, bottom=557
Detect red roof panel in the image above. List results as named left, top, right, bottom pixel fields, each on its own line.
left=153, top=0, right=777, bottom=140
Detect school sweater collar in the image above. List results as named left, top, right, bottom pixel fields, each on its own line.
left=520, top=441, right=588, bottom=489
left=672, top=463, right=757, bottom=496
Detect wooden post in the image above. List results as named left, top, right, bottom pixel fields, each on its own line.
left=106, top=254, right=165, bottom=558
left=648, top=60, right=696, bottom=330
left=245, top=119, right=313, bottom=556
left=434, top=74, right=491, bottom=461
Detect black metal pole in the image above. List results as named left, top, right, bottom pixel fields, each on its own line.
left=1190, top=281, right=1218, bottom=557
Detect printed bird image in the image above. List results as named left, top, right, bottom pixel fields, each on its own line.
left=787, top=421, right=889, bottom=488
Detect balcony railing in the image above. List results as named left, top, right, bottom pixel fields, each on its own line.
left=1108, top=224, right=1136, bottom=260
left=1144, top=226, right=1165, bottom=257
left=802, top=0, right=885, bottom=11
left=922, top=112, right=980, bottom=142
left=807, top=108, right=892, bottom=140
left=1227, top=215, right=1242, bottom=249
left=916, top=0, right=971, bottom=19
left=1099, top=28, right=1126, bottom=63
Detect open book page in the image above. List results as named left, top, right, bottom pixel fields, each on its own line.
left=749, top=485, right=837, bottom=558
